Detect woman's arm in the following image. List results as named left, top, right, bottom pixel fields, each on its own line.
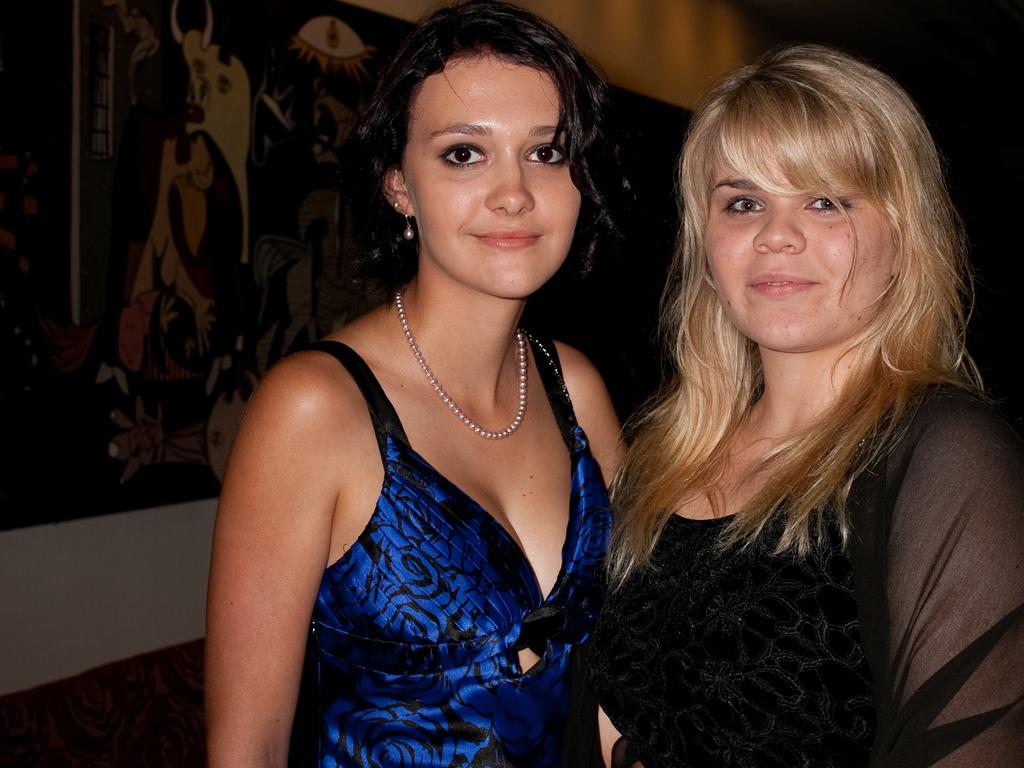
left=863, top=394, right=1024, bottom=766
left=204, top=354, right=376, bottom=767
left=600, top=707, right=648, bottom=768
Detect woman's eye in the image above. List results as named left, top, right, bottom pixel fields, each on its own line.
left=528, top=144, right=566, bottom=164
left=809, top=196, right=849, bottom=212
left=726, top=197, right=763, bottom=214
left=442, top=145, right=484, bottom=166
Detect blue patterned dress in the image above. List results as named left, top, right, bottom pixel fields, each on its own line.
left=296, top=337, right=611, bottom=768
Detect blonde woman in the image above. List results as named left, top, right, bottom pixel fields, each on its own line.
left=587, top=45, right=1024, bottom=767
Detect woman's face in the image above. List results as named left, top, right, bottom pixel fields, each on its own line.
left=387, top=56, right=581, bottom=300
left=704, top=162, right=896, bottom=362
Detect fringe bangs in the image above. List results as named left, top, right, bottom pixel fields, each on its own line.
left=712, top=83, right=888, bottom=206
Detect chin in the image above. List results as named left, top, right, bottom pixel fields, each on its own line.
left=758, top=333, right=859, bottom=357
left=483, top=268, right=565, bottom=300
left=746, top=328, right=821, bottom=354
left=484, top=283, right=547, bottom=302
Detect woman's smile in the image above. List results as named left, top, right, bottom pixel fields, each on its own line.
left=747, top=273, right=818, bottom=298
left=473, top=230, right=543, bottom=249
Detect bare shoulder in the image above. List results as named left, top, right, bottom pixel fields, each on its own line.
left=210, top=347, right=366, bottom=591
left=552, top=340, right=624, bottom=479
left=551, top=341, right=606, bottom=399
left=241, top=346, right=367, bottom=437
left=218, top=345, right=380, bottom=538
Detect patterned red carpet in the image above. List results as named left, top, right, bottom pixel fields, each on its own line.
left=0, top=639, right=205, bottom=767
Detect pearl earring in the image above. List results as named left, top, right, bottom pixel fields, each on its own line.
left=403, top=215, right=415, bottom=241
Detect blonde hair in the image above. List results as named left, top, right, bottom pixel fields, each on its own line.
left=609, top=44, right=980, bottom=582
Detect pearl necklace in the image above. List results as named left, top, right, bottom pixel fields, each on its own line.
left=394, top=290, right=528, bottom=440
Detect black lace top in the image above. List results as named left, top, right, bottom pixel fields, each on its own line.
left=587, top=391, right=1024, bottom=767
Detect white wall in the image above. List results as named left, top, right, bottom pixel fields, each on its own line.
left=0, top=499, right=216, bottom=694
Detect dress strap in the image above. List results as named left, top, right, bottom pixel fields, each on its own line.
left=526, top=334, right=578, bottom=449
left=305, top=341, right=409, bottom=458
left=306, top=337, right=575, bottom=452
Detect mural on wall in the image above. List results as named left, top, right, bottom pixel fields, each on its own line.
left=0, top=0, right=411, bottom=528
left=0, top=0, right=686, bottom=529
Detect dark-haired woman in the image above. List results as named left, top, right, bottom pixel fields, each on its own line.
left=205, top=2, right=624, bottom=766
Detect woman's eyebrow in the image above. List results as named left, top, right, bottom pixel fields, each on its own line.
left=711, top=177, right=758, bottom=192
left=427, top=123, right=559, bottom=139
left=428, top=122, right=490, bottom=139
left=528, top=125, right=558, bottom=138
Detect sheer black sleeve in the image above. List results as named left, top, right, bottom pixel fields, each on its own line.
left=849, top=391, right=1024, bottom=766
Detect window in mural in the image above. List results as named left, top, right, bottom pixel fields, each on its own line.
left=89, top=19, right=115, bottom=160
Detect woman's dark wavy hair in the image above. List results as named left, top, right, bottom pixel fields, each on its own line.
left=342, top=0, right=624, bottom=297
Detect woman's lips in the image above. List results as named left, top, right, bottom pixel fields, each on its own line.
left=474, top=232, right=541, bottom=249
left=749, top=276, right=816, bottom=298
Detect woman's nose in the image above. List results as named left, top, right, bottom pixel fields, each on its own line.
left=753, top=209, right=806, bottom=254
left=485, top=159, right=535, bottom=215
